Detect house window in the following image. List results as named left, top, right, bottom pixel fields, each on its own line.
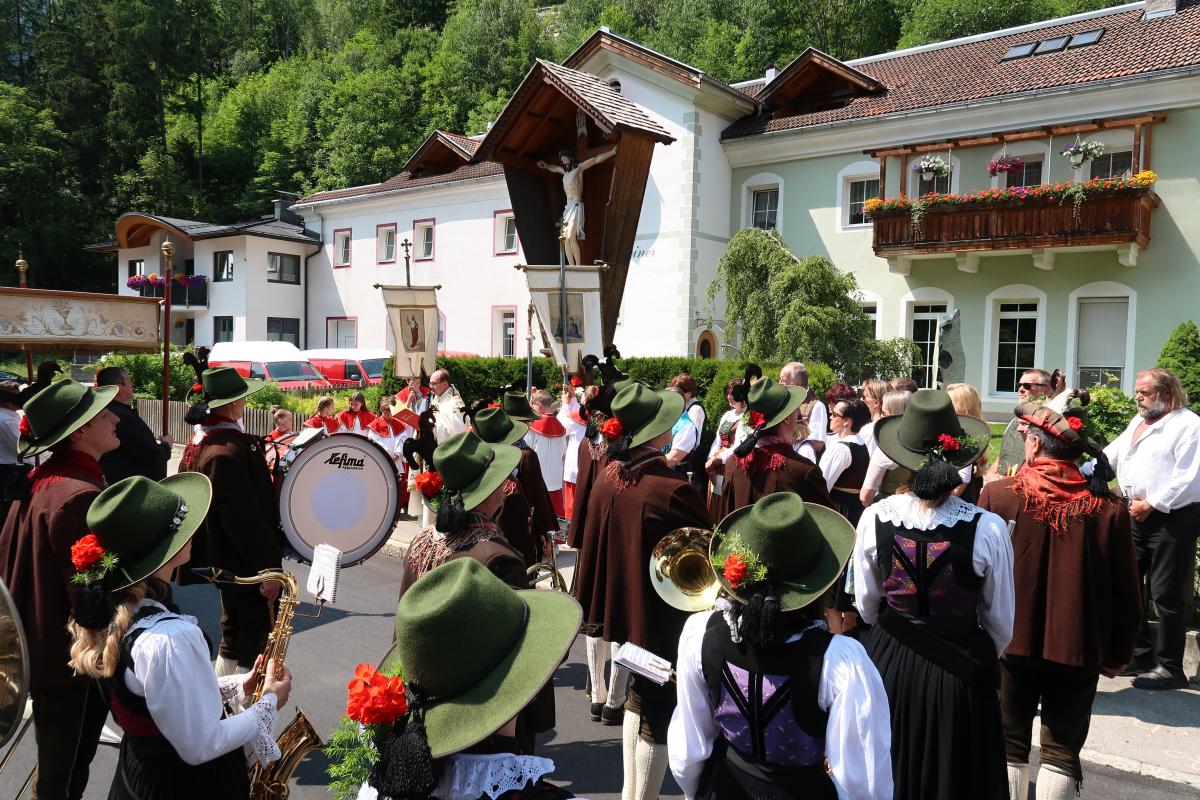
left=861, top=302, right=878, bottom=333
left=751, top=189, right=778, bottom=230
left=414, top=219, right=434, bottom=261
left=494, top=308, right=516, bottom=357
left=994, top=302, right=1039, bottom=394
left=917, top=173, right=950, bottom=196
left=327, top=318, right=357, bottom=348
left=1076, top=298, right=1128, bottom=387
left=214, top=316, right=234, bottom=343
left=214, top=251, right=234, bottom=282
left=437, top=312, right=446, bottom=350
left=377, top=224, right=396, bottom=264
left=333, top=229, right=351, bottom=267
left=910, top=304, right=947, bottom=388
left=267, top=252, right=300, bottom=284
left=1006, top=158, right=1044, bottom=188
left=127, top=259, right=145, bottom=278
left=267, top=317, right=300, bottom=347
left=1090, top=151, right=1133, bottom=180
left=495, top=212, right=518, bottom=255
left=847, top=179, right=879, bottom=226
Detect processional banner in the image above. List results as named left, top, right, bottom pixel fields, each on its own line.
left=518, top=264, right=605, bottom=369
left=378, top=284, right=440, bottom=378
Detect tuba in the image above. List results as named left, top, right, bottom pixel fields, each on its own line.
left=648, top=527, right=722, bottom=612
left=192, top=568, right=323, bottom=800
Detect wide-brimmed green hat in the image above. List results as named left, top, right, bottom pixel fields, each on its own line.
left=874, top=388, right=991, bottom=471
left=472, top=407, right=528, bottom=447
left=19, top=380, right=118, bottom=457
left=611, top=383, right=684, bottom=448
left=198, top=367, right=266, bottom=409
left=746, top=377, right=806, bottom=431
left=432, top=432, right=521, bottom=511
left=711, top=492, right=855, bottom=612
left=386, top=558, right=581, bottom=758
left=500, top=391, right=537, bottom=422
left=86, top=474, right=213, bottom=591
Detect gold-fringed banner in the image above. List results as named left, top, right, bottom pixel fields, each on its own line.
left=377, top=284, right=440, bottom=378
left=517, top=264, right=605, bottom=369
left=0, top=288, right=161, bottom=353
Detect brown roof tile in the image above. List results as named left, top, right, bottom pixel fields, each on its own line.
left=535, top=59, right=674, bottom=142
left=724, top=4, right=1200, bottom=139
left=295, top=160, right=505, bottom=205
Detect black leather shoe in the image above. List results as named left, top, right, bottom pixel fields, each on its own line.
left=589, top=702, right=603, bottom=721
left=601, top=705, right=625, bottom=726
left=1132, top=666, right=1189, bottom=690
left=1118, top=659, right=1155, bottom=677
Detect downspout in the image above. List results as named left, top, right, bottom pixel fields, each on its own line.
left=303, top=207, right=324, bottom=350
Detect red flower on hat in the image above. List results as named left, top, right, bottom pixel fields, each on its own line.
left=414, top=471, right=443, bottom=498
left=1066, top=416, right=1084, bottom=431
left=18, top=415, right=30, bottom=437
left=722, top=553, right=748, bottom=590
left=71, top=534, right=106, bottom=573
left=345, top=663, right=407, bottom=725
left=191, top=382, right=203, bottom=394
left=487, top=402, right=500, bottom=409
left=748, top=411, right=765, bottom=428
left=569, top=375, right=583, bottom=388
left=937, top=433, right=961, bottom=452
left=600, top=417, right=624, bottom=441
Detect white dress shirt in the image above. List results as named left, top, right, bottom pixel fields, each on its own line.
left=558, top=398, right=588, bottom=485
left=123, top=600, right=279, bottom=766
left=1103, top=407, right=1200, bottom=512
left=819, top=433, right=867, bottom=492
left=853, top=494, right=1015, bottom=656
left=670, top=417, right=699, bottom=455
left=668, top=611, right=893, bottom=800
left=858, top=420, right=879, bottom=457
left=807, top=397, right=829, bottom=443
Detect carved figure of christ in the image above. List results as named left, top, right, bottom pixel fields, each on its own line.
left=536, top=145, right=617, bottom=266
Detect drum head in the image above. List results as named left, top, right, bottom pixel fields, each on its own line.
left=279, top=435, right=401, bottom=566
left=0, top=578, right=29, bottom=748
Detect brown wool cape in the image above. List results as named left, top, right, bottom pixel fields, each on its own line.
left=497, top=448, right=558, bottom=566
left=711, top=449, right=835, bottom=524
left=566, top=437, right=605, bottom=551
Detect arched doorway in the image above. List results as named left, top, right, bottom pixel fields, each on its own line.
left=695, top=330, right=717, bottom=359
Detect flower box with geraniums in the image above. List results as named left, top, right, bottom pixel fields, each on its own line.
left=1060, top=139, right=1104, bottom=168
left=912, top=155, right=951, bottom=183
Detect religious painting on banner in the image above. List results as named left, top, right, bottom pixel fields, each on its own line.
left=547, top=293, right=585, bottom=343
left=377, top=284, right=439, bottom=378
left=518, top=264, right=604, bottom=369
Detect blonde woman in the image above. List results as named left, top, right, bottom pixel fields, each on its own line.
left=860, top=390, right=913, bottom=507
left=68, top=475, right=291, bottom=799
left=947, top=383, right=988, bottom=502
left=859, top=379, right=889, bottom=457
left=303, top=395, right=341, bottom=433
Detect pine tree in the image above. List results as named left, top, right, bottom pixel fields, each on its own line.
left=1156, top=321, right=1200, bottom=413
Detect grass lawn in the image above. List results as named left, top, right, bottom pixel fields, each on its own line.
left=987, top=422, right=1008, bottom=465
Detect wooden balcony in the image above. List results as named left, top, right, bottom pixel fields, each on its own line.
left=138, top=281, right=208, bottom=307
left=870, top=191, right=1159, bottom=273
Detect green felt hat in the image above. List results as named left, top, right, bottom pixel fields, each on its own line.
left=86, top=474, right=213, bottom=591
left=711, top=492, right=855, bottom=612
left=611, top=383, right=684, bottom=448
left=389, top=558, right=581, bottom=758
left=874, top=388, right=991, bottom=471
left=432, top=432, right=521, bottom=511
left=500, top=392, right=537, bottom=422
left=746, top=377, right=806, bottom=431
left=19, top=380, right=118, bottom=457
left=199, top=367, right=266, bottom=409
left=472, top=407, right=528, bottom=447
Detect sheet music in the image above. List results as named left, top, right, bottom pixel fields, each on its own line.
left=614, top=642, right=673, bottom=685
left=307, top=544, right=341, bottom=604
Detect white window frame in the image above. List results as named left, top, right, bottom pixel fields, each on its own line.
left=838, top=161, right=881, bottom=231
left=899, top=287, right=954, bottom=389
left=333, top=229, right=352, bottom=267
left=492, top=306, right=517, bottom=357
left=213, top=251, right=235, bottom=282
left=1066, top=281, right=1137, bottom=394
left=751, top=188, right=779, bottom=231
left=1072, top=129, right=1135, bottom=182
left=740, top=172, right=785, bottom=234
left=907, top=152, right=961, bottom=197
left=854, top=287, right=883, bottom=339
left=981, top=284, right=1047, bottom=401
left=988, top=141, right=1051, bottom=190
left=494, top=212, right=518, bottom=255
left=326, top=318, right=358, bottom=349
left=1089, top=150, right=1135, bottom=180
left=377, top=224, right=397, bottom=264
left=414, top=220, right=435, bottom=261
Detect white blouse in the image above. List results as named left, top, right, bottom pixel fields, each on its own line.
left=706, top=410, right=747, bottom=462
left=356, top=753, right=589, bottom=800
left=668, top=611, right=893, bottom=800
left=818, top=433, right=867, bottom=492
left=852, top=494, right=1015, bottom=656
left=123, top=600, right=280, bottom=767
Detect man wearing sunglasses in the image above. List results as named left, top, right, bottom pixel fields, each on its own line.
left=988, top=369, right=1054, bottom=481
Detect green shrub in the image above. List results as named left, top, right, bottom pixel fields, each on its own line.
left=100, top=348, right=196, bottom=400
left=1156, top=321, right=1200, bottom=413
left=1085, top=383, right=1136, bottom=445
left=246, top=382, right=287, bottom=410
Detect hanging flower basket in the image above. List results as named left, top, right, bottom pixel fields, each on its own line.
left=912, top=155, right=951, bottom=183
left=1060, top=139, right=1104, bottom=168
left=987, top=155, right=1025, bottom=177
left=173, top=273, right=208, bottom=287
left=125, top=275, right=147, bottom=289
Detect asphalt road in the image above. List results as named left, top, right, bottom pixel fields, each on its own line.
left=3, top=551, right=1197, bottom=799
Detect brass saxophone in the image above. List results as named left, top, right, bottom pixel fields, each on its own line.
left=192, top=567, right=324, bottom=800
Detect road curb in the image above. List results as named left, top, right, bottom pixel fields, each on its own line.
left=1081, top=748, right=1200, bottom=789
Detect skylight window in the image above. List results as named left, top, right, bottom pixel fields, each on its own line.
left=1034, top=36, right=1069, bottom=54
left=1003, top=43, right=1037, bottom=60
left=1068, top=29, right=1105, bottom=48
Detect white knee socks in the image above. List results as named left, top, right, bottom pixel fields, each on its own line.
left=585, top=636, right=608, bottom=705
left=1035, top=765, right=1079, bottom=800
left=214, top=655, right=242, bottom=677
left=606, top=641, right=631, bottom=710
left=620, top=709, right=667, bottom=800
left=1007, top=762, right=1030, bottom=800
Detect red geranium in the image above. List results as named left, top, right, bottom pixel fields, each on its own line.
left=345, top=663, right=407, bottom=725
left=1066, top=416, right=1085, bottom=431
left=71, top=534, right=106, bottom=572
left=191, top=382, right=203, bottom=394
left=937, top=433, right=961, bottom=452
left=600, top=417, right=624, bottom=441
left=569, top=374, right=583, bottom=388
left=18, top=416, right=30, bottom=436
left=414, top=471, right=444, bottom=498
left=722, top=553, right=748, bottom=590
left=748, top=411, right=765, bottom=428
left=487, top=402, right=501, bottom=409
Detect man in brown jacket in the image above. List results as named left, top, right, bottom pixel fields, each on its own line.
left=180, top=367, right=283, bottom=676
left=978, top=403, right=1141, bottom=800
left=0, top=380, right=119, bottom=799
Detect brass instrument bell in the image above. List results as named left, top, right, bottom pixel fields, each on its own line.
left=648, top=527, right=720, bottom=612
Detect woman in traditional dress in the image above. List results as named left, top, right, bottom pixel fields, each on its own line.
left=712, top=377, right=833, bottom=522
left=858, top=378, right=889, bottom=456
left=67, top=475, right=292, bottom=799
left=818, top=398, right=873, bottom=633
left=704, top=377, right=747, bottom=508
left=946, top=383, right=988, bottom=503
left=853, top=389, right=1015, bottom=800
left=668, top=492, right=893, bottom=800
left=304, top=395, right=341, bottom=433
left=859, top=390, right=913, bottom=507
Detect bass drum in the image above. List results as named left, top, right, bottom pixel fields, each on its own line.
left=278, top=434, right=400, bottom=566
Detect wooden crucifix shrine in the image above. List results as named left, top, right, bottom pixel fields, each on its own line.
left=475, top=58, right=674, bottom=345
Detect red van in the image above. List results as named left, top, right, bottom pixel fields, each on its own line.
left=302, top=348, right=391, bottom=387
left=209, top=342, right=334, bottom=391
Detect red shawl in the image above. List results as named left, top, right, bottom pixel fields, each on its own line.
left=1011, top=458, right=1105, bottom=537
left=305, top=415, right=341, bottom=433
left=29, top=449, right=105, bottom=494
left=337, top=409, right=376, bottom=431
left=732, top=435, right=796, bottom=477
left=367, top=416, right=407, bottom=437
left=528, top=414, right=565, bottom=437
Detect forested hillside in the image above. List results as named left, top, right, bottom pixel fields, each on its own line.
left=0, top=0, right=1124, bottom=291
